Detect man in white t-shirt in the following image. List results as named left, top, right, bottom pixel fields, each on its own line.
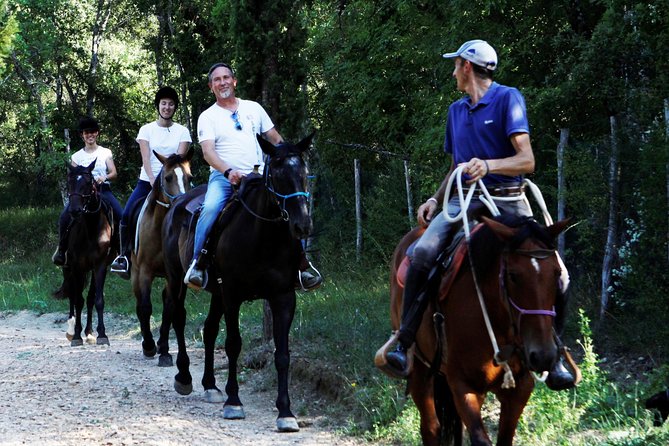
left=184, top=63, right=321, bottom=291
left=110, top=87, right=192, bottom=277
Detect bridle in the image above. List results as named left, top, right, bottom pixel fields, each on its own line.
left=238, top=153, right=310, bottom=223
left=499, top=246, right=558, bottom=337
left=68, top=173, right=101, bottom=214
left=156, top=166, right=189, bottom=208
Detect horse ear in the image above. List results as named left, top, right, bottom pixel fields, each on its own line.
left=547, top=218, right=572, bottom=239
left=184, top=146, right=195, bottom=161
left=257, top=134, right=277, bottom=157
left=296, top=132, right=315, bottom=154
left=481, top=216, right=516, bottom=241
left=86, top=159, right=97, bottom=172
left=154, top=150, right=168, bottom=165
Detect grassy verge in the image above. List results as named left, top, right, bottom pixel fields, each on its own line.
left=2, top=206, right=669, bottom=445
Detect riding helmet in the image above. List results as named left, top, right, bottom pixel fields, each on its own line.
left=78, top=116, right=100, bottom=133
left=154, top=86, right=180, bottom=109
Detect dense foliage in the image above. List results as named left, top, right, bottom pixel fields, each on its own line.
left=1, top=0, right=669, bottom=441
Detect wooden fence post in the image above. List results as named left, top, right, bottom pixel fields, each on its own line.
left=557, top=128, right=569, bottom=256
left=355, top=159, right=362, bottom=261
left=404, top=159, right=414, bottom=226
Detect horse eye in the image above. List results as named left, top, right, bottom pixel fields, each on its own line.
left=165, top=174, right=173, bottom=182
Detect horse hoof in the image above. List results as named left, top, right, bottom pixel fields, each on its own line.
left=174, top=380, right=193, bottom=396
left=158, top=354, right=173, bottom=367
left=223, top=405, right=245, bottom=420
left=65, top=333, right=74, bottom=341
left=86, top=334, right=97, bottom=344
left=96, top=337, right=109, bottom=346
left=204, top=389, right=225, bottom=403
left=143, top=347, right=157, bottom=358
left=70, top=339, right=84, bottom=347
left=276, top=417, right=299, bottom=432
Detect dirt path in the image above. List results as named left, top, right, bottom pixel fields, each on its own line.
left=0, top=311, right=369, bottom=446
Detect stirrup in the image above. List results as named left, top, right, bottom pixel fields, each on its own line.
left=560, top=345, right=582, bottom=386
left=374, top=331, right=414, bottom=379
left=110, top=255, right=129, bottom=273
left=184, top=259, right=208, bottom=290
left=297, top=261, right=323, bottom=291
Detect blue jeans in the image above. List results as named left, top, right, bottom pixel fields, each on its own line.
left=99, top=183, right=123, bottom=225
left=193, top=170, right=233, bottom=261
left=121, top=179, right=152, bottom=226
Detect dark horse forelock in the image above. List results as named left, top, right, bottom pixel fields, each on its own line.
left=469, top=215, right=555, bottom=275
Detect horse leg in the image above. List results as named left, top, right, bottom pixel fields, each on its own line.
left=93, top=264, right=109, bottom=345
left=407, top=361, right=445, bottom=446
left=84, top=272, right=95, bottom=340
left=170, top=282, right=192, bottom=395
left=449, top=385, right=491, bottom=446
left=70, top=273, right=85, bottom=347
left=221, top=301, right=245, bottom=419
left=201, top=289, right=225, bottom=404
left=495, top=376, right=534, bottom=446
left=156, top=286, right=173, bottom=367
left=133, top=270, right=157, bottom=358
left=269, top=291, right=299, bottom=432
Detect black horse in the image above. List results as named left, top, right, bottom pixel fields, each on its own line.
left=54, top=161, right=115, bottom=346
left=161, top=134, right=314, bottom=432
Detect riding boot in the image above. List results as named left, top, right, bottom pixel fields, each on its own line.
left=110, top=223, right=130, bottom=279
left=184, top=246, right=211, bottom=290
left=295, top=249, right=323, bottom=291
left=52, top=212, right=72, bottom=266
left=385, top=265, right=431, bottom=377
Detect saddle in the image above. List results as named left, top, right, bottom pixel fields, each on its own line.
left=396, top=223, right=483, bottom=300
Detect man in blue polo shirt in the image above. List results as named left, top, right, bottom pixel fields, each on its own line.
left=384, top=40, right=575, bottom=390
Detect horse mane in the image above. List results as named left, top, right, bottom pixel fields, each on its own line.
left=469, top=214, right=556, bottom=276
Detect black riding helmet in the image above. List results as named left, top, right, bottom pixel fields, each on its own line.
left=78, top=116, right=100, bottom=133
left=154, top=86, right=180, bottom=109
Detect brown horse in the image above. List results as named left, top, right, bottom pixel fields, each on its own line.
left=378, top=214, right=571, bottom=446
left=54, top=161, right=115, bottom=346
left=130, top=149, right=193, bottom=366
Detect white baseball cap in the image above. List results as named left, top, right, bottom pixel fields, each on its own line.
left=442, top=39, right=497, bottom=71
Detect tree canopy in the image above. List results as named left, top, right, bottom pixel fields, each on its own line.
left=1, top=0, right=668, bottom=343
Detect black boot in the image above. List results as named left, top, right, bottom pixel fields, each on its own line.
left=110, top=223, right=130, bottom=279
left=53, top=211, right=71, bottom=266
left=546, top=358, right=576, bottom=391
left=384, top=265, right=431, bottom=378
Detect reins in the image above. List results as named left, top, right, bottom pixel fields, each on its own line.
left=237, top=155, right=310, bottom=223
left=443, top=166, right=561, bottom=388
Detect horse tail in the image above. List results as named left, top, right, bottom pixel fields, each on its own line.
left=434, top=373, right=462, bottom=446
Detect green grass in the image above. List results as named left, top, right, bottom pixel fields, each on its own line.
left=3, top=206, right=669, bottom=445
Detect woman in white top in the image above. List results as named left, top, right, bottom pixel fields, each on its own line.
left=110, top=87, right=192, bottom=276
left=53, top=117, right=123, bottom=266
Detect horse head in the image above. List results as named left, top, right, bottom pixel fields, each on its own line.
left=257, top=134, right=314, bottom=239
left=479, top=215, right=570, bottom=374
left=66, top=159, right=98, bottom=218
left=153, top=147, right=194, bottom=203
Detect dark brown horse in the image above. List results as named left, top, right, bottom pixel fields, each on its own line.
left=377, top=214, right=571, bottom=446
left=161, top=134, right=313, bottom=432
left=54, top=161, right=115, bottom=346
left=130, top=149, right=193, bottom=366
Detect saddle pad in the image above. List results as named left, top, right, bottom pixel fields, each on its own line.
left=184, top=186, right=208, bottom=215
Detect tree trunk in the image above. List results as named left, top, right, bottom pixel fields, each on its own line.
left=664, top=99, right=669, bottom=262
left=86, top=0, right=113, bottom=114
left=600, top=115, right=621, bottom=323
left=557, top=128, right=569, bottom=256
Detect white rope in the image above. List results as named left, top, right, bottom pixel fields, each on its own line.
left=442, top=166, right=516, bottom=388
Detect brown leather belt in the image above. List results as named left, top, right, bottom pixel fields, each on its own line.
left=463, top=182, right=525, bottom=197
